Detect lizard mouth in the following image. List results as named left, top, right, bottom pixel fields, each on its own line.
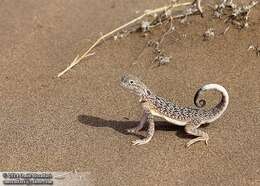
left=120, top=81, right=127, bottom=89
left=120, top=75, right=127, bottom=86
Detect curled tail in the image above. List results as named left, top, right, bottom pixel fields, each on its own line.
left=194, top=84, right=229, bottom=122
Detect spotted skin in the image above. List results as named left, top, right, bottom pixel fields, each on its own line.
left=120, top=74, right=229, bottom=146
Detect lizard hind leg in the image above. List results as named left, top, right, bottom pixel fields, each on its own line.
left=185, top=120, right=209, bottom=147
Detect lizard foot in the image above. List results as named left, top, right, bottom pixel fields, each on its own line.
left=186, top=136, right=209, bottom=147
left=132, top=139, right=150, bottom=145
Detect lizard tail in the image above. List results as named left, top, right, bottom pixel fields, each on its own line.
left=194, top=84, right=229, bottom=122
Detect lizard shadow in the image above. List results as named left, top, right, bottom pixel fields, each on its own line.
left=78, top=115, right=209, bottom=139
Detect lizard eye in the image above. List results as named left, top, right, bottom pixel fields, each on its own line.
left=129, top=80, right=134, bottom=84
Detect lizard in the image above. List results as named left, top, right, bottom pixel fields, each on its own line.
left=120, top=74, right=229, bottom=146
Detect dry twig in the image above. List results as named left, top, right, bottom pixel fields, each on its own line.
left=57, top=1, right=194, bottom=77
left=214, top=0, right=259, bottom=29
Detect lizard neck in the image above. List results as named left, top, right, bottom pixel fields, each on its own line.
left=139, top=91, right=155, bottom=103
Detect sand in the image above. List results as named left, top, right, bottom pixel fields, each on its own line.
left=0, top=0, right=259, bottom=185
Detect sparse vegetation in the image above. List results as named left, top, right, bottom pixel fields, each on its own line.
left=57, top=0, right=259, bottom=77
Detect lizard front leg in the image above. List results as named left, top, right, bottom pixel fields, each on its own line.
left=132, top=113, right=155, bottom=145
left=185, top=120, right=209, bottom=147
left=127, top=112, right=148, bottom=133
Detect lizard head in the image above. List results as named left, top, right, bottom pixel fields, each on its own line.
left=120, top=74, right=152, bottom=97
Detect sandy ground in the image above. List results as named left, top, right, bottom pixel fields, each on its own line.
left=0, top=0, right=259, bottom=185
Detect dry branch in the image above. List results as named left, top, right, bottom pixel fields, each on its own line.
left=57, top=1, right=194, bottom=77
